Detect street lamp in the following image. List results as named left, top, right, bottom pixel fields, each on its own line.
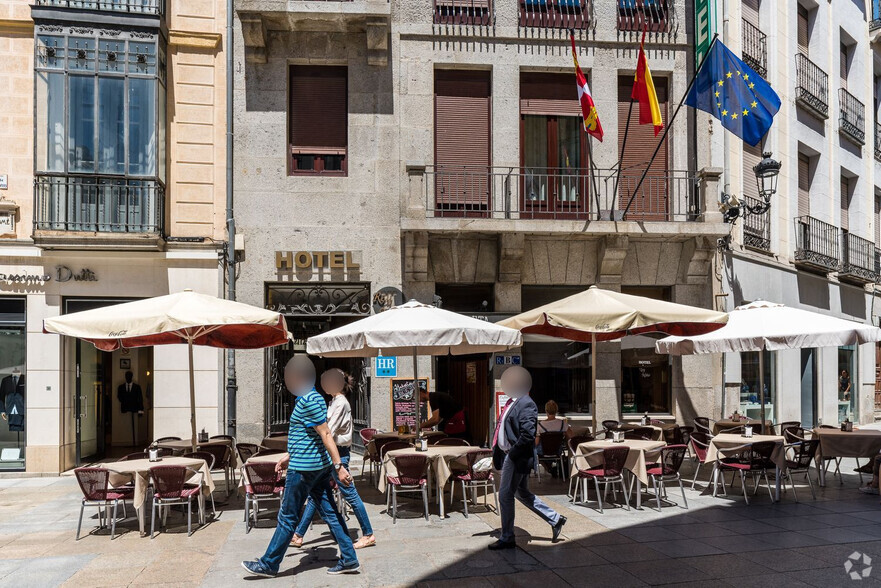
left=718, top=151, right=781, bottom=250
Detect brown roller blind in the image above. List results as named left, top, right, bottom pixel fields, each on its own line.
left=435, top=69, right=491, bottom=205
left=617, top=75, right=669, bottom=220
left=798, top=153, right=810, bottom=217
left=520, top=72, right=581, bottom=116
left=289, top=66, right=347, bottom=153
left=840, top=43, right=848, bottom=89
left=797, top=5, right=809, bottom=55
left=875, top=195, right=880, bottom=245
left=742, top=142, right=762, bottom=200
left=841, top=177, right=850, bottom=232
left=742, top=0, right=759, bottom=27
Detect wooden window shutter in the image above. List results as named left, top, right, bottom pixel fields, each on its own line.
left=797, top=153, right=810, bottom=217
left=840, top=43, right=848, bottom=89
left=434, top=70, right=491, bottom=205
left=797, top=5, right=809, bottom=55
left=742, top=142, right=762, bottom=200
left=520, top=72, right=581, bottom=116
left=617, top=75, right=669, bottom=220
left=289, top=66, right=347, bottom=153
left=742, top=0, right=759, bottom=28
left=841, top=177, right=849, bottom=232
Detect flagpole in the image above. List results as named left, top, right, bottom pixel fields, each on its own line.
left=611, top=99, right=634, bottom=214
left=622, top=34, right=719, bottom=220
left=586, top=135, right=601, bottom=216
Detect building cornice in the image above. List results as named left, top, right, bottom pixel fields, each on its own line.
left=0, top=18, right=33, bottom=32
left=168, top=30, right=221, bottom=49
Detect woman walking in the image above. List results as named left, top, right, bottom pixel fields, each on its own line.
left=291, top=368, right=376, bottom=550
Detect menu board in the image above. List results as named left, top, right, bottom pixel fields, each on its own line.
left=390, top=378, right=429, bottom=430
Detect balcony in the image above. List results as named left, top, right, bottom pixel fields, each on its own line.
left=434, top=0, right=494, bottom=26
left=418, top=166, right=702, bottom=223
left=794, top=216, right=839, bottom=273
left=742, top=196, right=770, bottom=253
left=617, top=0, right=672, bottom=35
left=795, top=53, right=829, bottom=119
left=839, top=88, right=866, bottom=145
left=839, top=232, right=880, bottom=284
left=34, top=175, right=164, bottom=249
left=238, top=0, right=390, bottom=65
left=741, top=18, right=767, bottom=78
left=34, top=0, right=162, bottom=14
left=519, top=1, right=594, bottom=31
left=875, top=123, right=881, bottom=163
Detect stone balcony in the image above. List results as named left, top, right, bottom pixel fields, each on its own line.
left=238, top=0, right=390, bottom=65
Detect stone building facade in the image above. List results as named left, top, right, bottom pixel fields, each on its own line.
left=233, top=0, right=730, bottom=444
left=0, top=0, right=228, bottom=473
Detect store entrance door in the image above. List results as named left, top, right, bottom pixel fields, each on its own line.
left=75, top=339, right=107, bottom=464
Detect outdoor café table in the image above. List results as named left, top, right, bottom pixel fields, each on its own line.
left=813, top=428, right=881, bottom=486
left=100, top=456, right=214, bottom=536
left=156, top=438, right=238, bottom=468
left=712, top=419, right=771, bottom=435
left=366, top=432, right=417, bottom=457
left=705, top=433, right=786, bottom=501
left=378, top=445, right=475, bottom=518
left=619, top=423, right=674, bottom=441
left=570, top=438, right=666, bottom=509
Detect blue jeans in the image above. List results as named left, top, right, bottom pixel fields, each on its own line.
left=295, top=449, right=373, bottom=537
left=258, top=466, right=357, bottom=573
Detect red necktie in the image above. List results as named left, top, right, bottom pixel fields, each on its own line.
left=492, top=399, right=514, bottom=448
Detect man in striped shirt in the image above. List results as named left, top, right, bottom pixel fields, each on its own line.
left=242, top=355, right=360, bottom=577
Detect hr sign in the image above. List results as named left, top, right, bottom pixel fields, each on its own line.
left=375, top=356, right=397, bottom=378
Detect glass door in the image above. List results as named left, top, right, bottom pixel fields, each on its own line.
left=75, top=339, right=104, bottom=463
left=521, top=114, right=589, bottom=218
left=800, top=348, right=817, bottom=427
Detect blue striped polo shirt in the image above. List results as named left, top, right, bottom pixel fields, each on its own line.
left=287, top=389, right=332, bottom=472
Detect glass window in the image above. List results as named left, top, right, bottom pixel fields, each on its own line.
left=838, top=345, right=857, bottom=422
left=68, top=75, right=96, bottom=173
left=621, top=343, right=671, bottom=414
left=128, top=78, right=156, bottom=176
left=98, top=77, right=125, bottom=174
left=0, top=298, right=26, bottom=471
left=36, top=71, right=65, bottom=172
left=522, top=339, right=591, bottom=414
left=739, top=350, right=776, bottom=422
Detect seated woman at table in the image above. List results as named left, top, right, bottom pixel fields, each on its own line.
left=290, top=369, right=376, bottom=550
left=535, top=400, right=570, bottom=478
left=859, top=453, right=881, bottom=495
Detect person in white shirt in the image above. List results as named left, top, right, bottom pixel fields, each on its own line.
left=290, top=369, right=376, bottom=550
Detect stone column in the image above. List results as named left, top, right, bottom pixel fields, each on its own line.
left=699, top=167, right=724, bottom=223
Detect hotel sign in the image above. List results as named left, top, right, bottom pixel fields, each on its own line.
left=276, top=251, right=361, bottom=271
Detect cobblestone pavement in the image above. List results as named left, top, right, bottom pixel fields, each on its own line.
left=1, top=456, right=880, bottom=587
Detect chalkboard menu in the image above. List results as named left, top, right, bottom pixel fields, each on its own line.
left=390, top=378, right=429, bottom=430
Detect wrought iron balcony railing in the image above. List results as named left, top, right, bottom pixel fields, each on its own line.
left=520, top=0, right=594, bottom=31
left=421, top=165, right=701, bottom=222
left=875, top=122, right=881, bottom=163
left=742, top=196, right=770, bottom=252
left=795, top=53, right=829, bottom=119
left=794, top=215, right=838, bottom=272
left=741, top=18, right=767, bottom=78
left=617, top=0, right=671, bottom=33
left=840, top=232, right=880, bottom=283
left=434, top=0, right=494, bottom=26
left=34, top=175, right=164, bottom=234
left=839, top=88, right=866, bottom=145
left=34, top=0, right=163, bottom=15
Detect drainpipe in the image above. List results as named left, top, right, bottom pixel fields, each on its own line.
left=225, top=0, right=237, bottom=437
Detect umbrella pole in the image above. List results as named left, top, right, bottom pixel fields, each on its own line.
left=413, top=350, right=421, bottom=440
left=758, top=350, right=765, bottom=433
left=189, top=337, right=198, bottom=452
left=591, top=333, right=597, bottom=436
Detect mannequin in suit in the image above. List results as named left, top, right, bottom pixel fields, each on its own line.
left=117, top=371, right=144, bottom=415
left=0, top=368, right=24, bottom=432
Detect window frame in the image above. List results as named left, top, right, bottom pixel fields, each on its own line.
left=288, top=65, right=348, bottom=177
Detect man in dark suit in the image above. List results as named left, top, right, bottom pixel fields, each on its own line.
left=489, top=366, right=566, bottom=550
left=117, top=371, right=144, bottom=415
left=0, top=369, right=25, bottom=431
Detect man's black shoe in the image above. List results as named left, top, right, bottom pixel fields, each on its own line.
left=551, top=516, right=567, bottom=542
left=488, top=539, right=516, bottom=550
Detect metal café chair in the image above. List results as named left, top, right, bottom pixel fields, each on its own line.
left=689, top=431, right=713, bottom=489
left=623, top=427, right=654, bottom=441
left=450, top=449, right=496, bottom=517
left=643, top=444, right=689, bottom=512
left=241, top=461, right=284, bottom=533
left=571, top=446, right=631, bottom=513
left=149, top=465, right=205, bottom=538
left=783, top=439, right=820, bottom=501
left=183, top=451, right=217, bottom=516
left=74, top=467, right=133, bottom=540
left=155, top=436, right=182, bottom=443
left=386, top=454, right=430, bottom=523
left=536, top=431, right=567, bottom=482
left=434, top=437, right=470, bottom=447
left=235, top=442, right=260, bottom=464
left=693, top=417, right=712, bottom=435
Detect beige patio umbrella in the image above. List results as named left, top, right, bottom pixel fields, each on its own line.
left=43, top=289, right=290, bottom=450
left=306, top=299, right=522, bottom=438
left=499, top=286, right=729, bottom=433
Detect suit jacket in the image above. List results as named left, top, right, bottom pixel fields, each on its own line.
left=117, top=382, right=144, bottom=413
left=492, top=395, right=538, bottom=474
left=0, top=374, right=24, bottom=406
left=1, top=375, right=25, bottom=432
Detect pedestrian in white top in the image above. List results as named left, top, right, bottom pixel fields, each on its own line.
left=290, top=369, right=376, bottom=550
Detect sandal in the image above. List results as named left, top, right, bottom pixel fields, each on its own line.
left=289, top=535, right=304, bottom=548
left=353, top=535, right=376, bottom=549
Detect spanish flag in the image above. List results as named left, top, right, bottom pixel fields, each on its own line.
left=632, top=30, right=663, bottom=136
left=570, top=33, right=603, bottom=142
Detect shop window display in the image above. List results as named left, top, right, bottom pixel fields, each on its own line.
left=838, top=345, right=857, bottom=423
left=0, top=298, right=25, bottom=470
left=739, top=350, right=775, bottom=422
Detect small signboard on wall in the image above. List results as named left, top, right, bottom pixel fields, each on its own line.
left=375, top=356, right=397, bottom=378
left=390, top=378, right=428, bottom=430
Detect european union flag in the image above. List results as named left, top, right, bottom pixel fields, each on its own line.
left=685, top=39, right=781, bottom=146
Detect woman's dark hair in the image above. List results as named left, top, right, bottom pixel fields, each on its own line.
left=331, top=368, right=355, bottom=395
